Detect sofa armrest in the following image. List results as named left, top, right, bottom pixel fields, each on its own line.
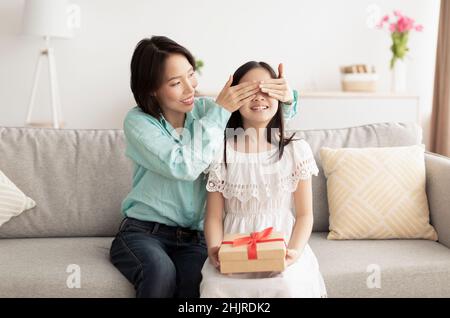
left=425, top=151, right=450, bottom=248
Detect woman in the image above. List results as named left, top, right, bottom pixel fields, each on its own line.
left=109, top=35, right=299, bottom=298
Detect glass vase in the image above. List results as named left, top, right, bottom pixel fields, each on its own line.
left=391, top=58, right=407, bottom=93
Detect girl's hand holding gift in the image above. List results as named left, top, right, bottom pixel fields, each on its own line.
left=285, top=248, right=301, bottom=267
left=208, top=246, right=221, bottom=269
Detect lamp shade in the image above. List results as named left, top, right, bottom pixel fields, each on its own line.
left=22, top=0, right=73, bottom=38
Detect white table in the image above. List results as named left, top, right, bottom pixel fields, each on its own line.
left=287, top=91, right=420, bottom=130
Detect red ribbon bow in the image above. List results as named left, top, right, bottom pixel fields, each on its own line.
left=221, top=227, right=285, bottom=260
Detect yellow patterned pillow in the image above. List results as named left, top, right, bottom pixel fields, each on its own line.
left=320, top=145, right=438, bottom=240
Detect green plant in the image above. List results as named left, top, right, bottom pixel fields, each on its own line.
left=195, top=59, right=204, bottom=75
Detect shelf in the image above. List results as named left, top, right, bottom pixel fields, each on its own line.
left=298, top=91, right=419, bottom=99
left=25, top=121, right=66, bottom=129
left=195, top=90, right=419, bottom=99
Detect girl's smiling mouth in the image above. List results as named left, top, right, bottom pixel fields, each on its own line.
left=250, top=105, right=269, bottom=111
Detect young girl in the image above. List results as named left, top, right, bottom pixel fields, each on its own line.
left=200, top=61, right=327, bottom=298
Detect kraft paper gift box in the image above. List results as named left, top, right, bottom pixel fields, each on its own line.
left=218, top=227, right=286, bottom=274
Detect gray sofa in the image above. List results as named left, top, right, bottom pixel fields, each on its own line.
left=0, top=122, right=449, bottom=298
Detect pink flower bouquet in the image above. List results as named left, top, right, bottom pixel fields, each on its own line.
left=377, top=10, right=423, bottom=69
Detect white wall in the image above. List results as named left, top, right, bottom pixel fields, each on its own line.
left=0, top=0, right=441, bottom=148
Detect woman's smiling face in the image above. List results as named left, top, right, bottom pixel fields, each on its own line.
left=237, top=67, right=278, bottom=126
left=155, top=53, right=198, bottom=115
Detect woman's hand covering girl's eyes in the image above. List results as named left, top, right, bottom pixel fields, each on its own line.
left=258, top=63, right=294, bottom=104
left=215, top=76, right=262, bottom=112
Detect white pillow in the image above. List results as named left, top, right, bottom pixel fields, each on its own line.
left=0, top=169, right=36, bottom=227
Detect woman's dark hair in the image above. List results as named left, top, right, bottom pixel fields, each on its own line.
left=130, top=36, right=196, bottom=119
left=224, top=61, right=296, bottom=166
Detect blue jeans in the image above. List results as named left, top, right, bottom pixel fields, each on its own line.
left=109, top=217, right=207, bottom=298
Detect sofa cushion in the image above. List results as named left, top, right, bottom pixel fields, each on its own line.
left=310, top=232, right=450, bottom=297
left=0, top=237, right=134, bottom=297
left=0, top=127, right=133, bottom=238
left=2, top=234, right=449, bottom=298
left=320, top=144, right=438, bottom=240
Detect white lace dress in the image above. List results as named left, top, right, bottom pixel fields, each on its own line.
left=200, top=139, right=328, bottom=298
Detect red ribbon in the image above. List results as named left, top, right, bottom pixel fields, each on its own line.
left=221, top=227, right=285, bottom=260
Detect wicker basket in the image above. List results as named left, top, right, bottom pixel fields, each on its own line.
left=341, top=73, right=378, bottom=92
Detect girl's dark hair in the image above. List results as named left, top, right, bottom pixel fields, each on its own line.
left=130, top=36, right=196, bottom=119
left=224, top=61, right=296, bottom=167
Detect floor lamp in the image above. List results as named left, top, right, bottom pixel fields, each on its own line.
left=22, top=0, right=72, bottom=129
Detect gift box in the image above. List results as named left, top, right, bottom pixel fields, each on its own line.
left=218, top=227, right=286, bottom=274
